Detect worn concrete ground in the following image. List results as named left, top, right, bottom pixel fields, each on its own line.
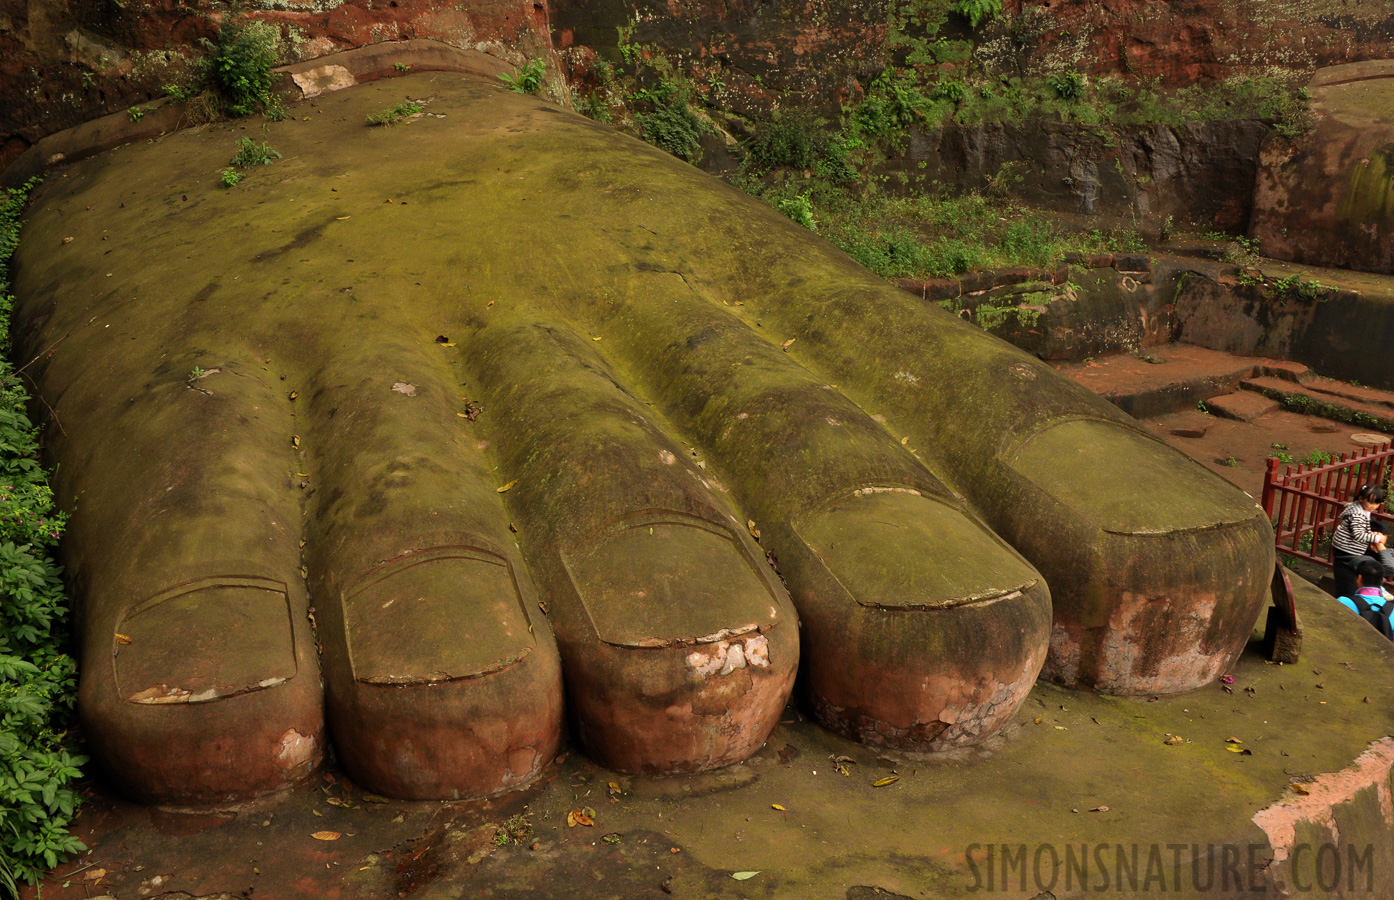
left=25, top=570, right=1394, bottom=899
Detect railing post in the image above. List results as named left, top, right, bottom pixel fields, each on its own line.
left=1262, top=457, right=1280, bottom=518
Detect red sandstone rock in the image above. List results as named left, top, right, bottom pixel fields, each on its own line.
left=1252, top=62, right=1394, bottom=275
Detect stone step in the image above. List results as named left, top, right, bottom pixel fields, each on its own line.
left=1059, top=344, right=1311, bottom=418
left=1204, top=391, right=1279, bottom=422
left=1240, top=377, right=1394, bottom=434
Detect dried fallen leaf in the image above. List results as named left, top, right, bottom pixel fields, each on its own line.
left=83, top=868, right=106, bottom=881
left=1034, top=717, right=1044, bottom=724
left=901, top=436, right=910, bottom=445
left=362, top=794, right=389, bottom=803
left=873, top=775, right=899, bottom=787
left=592, top=336, right=602, bottom=341
left=391, top=382, right=416, bottom=396
left=486, top=300, right=495, bottom=309
left=336, top=216, right=351, bottom=220
left=291, top=435, right=301, bottom=449
left=1226, top=745, right=1253, bottom=755
left=732, top=872, right=760, bottom=881
left=747, top=520, right=761, bottom=541
left=288, top=390, right=298, bottom=401
left=114, top=633, right=132, bottom=645
left=497, top=480, right=518, bottom=493
left=771, top=803, right=786, bottom=811
left=661, top=875, right=673, bottom=894
left=572, top=810, right=594, bottom=827
left=1292, top=783, right=1311, bottom=795
left=312, top=831, right=341, bottom=841
left=781, top=338, right=795, bottom=350
left=1090, top=806, right=1109, bottom=813
left=1226, top=737, right=1243, bottom=744
left=1164, top=735, right=1184, bottom=745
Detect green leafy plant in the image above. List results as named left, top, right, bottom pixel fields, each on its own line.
left=951, top=0, right=1001, bottom=28
left=206, top=18, right=280, bottom=117
left=230, top=136, right=281, bottom=168
left=778, top=192, right=817, bottom=230
left=163, top=83, right=197, bottom=103
left=499, top=59, right=546, bottom=95
left=0, top=179, right=86, bottom=893
left=219, top=169, right=243, bottom=188
left=932, top=80, right=967, bottom=104
left=394, top=62, right=412, bottom=74
left=1303, top=449, right=1334, bottom=466
left=365, top=101, right=424, bottom=126
left=1047, top=71, right=1087, bottom=100
left=633, top=82, right=704, bottom=162
left=127, top=105, right=149, bottom=122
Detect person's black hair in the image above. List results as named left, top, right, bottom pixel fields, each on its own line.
left=1356, top=557, right=1384, bottom=586
left=1356, top=484, right=1387, bottom=505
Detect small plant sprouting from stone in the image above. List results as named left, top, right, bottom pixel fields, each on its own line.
left=188, top=366, right=207, bottom=381
left=1196, top=399, right=1211, bottom=415
left=229, top=136, right=282, bottom=169
left=499, top=58, right=546, bottom=95
left=951, top=0, right=1001, bottom=28
left=1222, top=455, right=1239, bottom=467
left=1047, top=71, right=1087, bottom=100
left=493, top=814, right=532, bottom=846
left=394, top=63, right=412, bottom=74
left=128, top=106, right=150, bottom=122
left=220, top=169, right=244, bottom=188
left=366, top=101, right=424, bottom=127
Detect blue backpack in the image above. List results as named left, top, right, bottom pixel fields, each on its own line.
left=1340, top=594, right=1394, bottom=641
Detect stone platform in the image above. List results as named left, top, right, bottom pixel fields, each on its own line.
left=28, top=574, right=1394, bottom=899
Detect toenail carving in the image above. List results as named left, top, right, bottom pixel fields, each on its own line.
left=563, top=512, right=782, bottom=648
left=797, top=490, right=1038, bottom=609
left=115, top=576, right=297, bottom=705
left=342, top=546, right=536, bottom=685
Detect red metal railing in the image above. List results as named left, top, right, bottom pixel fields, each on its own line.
left=1261, top=441, right=1394, bottom=567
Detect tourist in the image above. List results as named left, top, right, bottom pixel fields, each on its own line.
left=1332, top=484, right=1394, bottom=598
left=1336, top=558, right=1394, bottom=641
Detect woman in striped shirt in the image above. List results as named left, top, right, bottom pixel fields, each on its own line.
left=1333, top=484, right=1394, bottom=597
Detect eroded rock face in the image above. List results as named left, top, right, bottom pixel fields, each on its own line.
left=0, top=0, right=552, bottom=169
left=1252, top=61, right=1394, bottom=275
left=10, top=71, right=1272, bottom=805
left=6, top=0, right=1393, bottom=176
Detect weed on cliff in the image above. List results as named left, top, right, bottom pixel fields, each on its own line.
left=742, top=114, right=856, bottom=183
left=951, top=0, right=1001, bottom=28
left=0, top=179, right=86, bottom=893
left=499, top=59, right=546, bottom=95
left=632, top=81, right=705, bottom=162
left=206, top=18, right=280, bottom=117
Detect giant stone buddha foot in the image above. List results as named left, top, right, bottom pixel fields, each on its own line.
left=11, top=72, right=1274, bottom=805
